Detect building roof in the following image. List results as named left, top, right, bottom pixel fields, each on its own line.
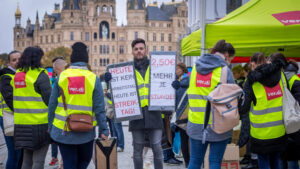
left=49, top=13, right=61, bottom=22
left=128, top=0, right=145, bottom=10
left=26, top=24, right=35, bottom=37
left=63, top=0, right=80, bottom=10
left=146, top=5, right=175, bottom=21
left=160, top=3, right=179, bottom=18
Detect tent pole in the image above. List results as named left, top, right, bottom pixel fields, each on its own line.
left=200, top=0, right=207, bottom=56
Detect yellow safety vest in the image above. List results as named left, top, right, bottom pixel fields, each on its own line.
left=136, top=67, right=150, bottom=108
left=1, top=74, right=14, bottom=116
left=187, top=66, right=222, bottom=124
left=288, top=74, right=300, bottom=90
left=52, top=68, right=97, bottom=131
left=250, top=73, right=286, bottom=140
left=13, top=68, right=49, bottom=125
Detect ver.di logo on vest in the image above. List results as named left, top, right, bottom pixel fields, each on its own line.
left=264, top=83, right=283, bottom=100
left=196, top=72, right=212, bottom=87
left=14, top=72, right=27, bottom=88
left=68, top=76, right=85, bottom=94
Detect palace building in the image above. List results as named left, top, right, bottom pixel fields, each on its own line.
left=13, top=0, right=187, bottom=75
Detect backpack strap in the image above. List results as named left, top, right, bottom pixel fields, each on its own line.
left=221, top=66, right=228, bottom=84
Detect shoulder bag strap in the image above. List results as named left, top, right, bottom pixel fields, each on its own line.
left=221, top=66, right=228, bottom=84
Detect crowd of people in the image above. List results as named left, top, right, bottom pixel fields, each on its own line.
left=0, top=38, right=299, bottom=169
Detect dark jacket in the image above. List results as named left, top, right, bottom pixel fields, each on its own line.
left=284, top=63, right=300, bottom=160
left=0, top=67, right=16, bottom=111
left=175, top=76, right=189, bottom=120
left=129, top=57, right=163, bottom=131
left=14, top=69, right=52, bottom=150
left=239, top=60, right=287, bottom=154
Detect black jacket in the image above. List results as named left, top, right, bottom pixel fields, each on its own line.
left=239, top=60, right=287, bottom=154
left=0, top=67, right=16, bottom=111
left=13, top=69, right=52, bottom=150
left=129, top=57, right=163, bottom=131
left=283, top=63, right=300, bottom=160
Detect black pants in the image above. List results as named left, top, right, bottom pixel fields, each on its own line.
left=179, top=128, right=190, bottom=167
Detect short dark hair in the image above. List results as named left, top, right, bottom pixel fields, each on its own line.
left=268, top=52, right=288, bottom=68
left=177, top=62, right=188, bottom=73
left=17, top=47, right=44, bottom=71
left=52, top=56, right=65, bottom=63
left=211, top=40, right=235, bottom=57
left=131, top=38, right=146, bottom=48
left=8, top=50, right=21, bottom=62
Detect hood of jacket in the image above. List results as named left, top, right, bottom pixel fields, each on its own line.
left=195, top=54, right=227, bottom=74
left=0, top=67, right=16, bottom=77
left=284, top=62, right=298, bottom=80
left=247, top=60, right=284, bottom=87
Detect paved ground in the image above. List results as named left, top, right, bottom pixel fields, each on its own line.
left=0, top=123, right=184, bottom=169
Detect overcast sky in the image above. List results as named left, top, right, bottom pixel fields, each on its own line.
left=0, top=0, right=179, bottom=54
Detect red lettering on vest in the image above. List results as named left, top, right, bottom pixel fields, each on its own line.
left=68, top=76, right=85, bottom=94
left=264, top=83, right=283, bottom=100
left=196, top=72, right=212, bottom=87
left=14, top=72, right=26, bottom=88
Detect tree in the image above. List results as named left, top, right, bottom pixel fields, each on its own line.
left=42, top=47, right=71, bottom=67
left=0, top=53, right=8, bottom=68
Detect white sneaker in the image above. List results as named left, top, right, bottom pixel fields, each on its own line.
left=117, top=147, right=124, bottom=152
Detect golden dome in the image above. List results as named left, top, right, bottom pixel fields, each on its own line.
left=15, top=3, right=21, bottom=17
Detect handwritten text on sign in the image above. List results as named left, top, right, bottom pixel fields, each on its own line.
left=109, top=64, right=142, bottom=120
left=149, top=54, right=176, bottom=111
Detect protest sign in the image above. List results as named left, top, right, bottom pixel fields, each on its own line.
left=108, top=62, right=143, bottom=122
left=149, top=52, right=176, bottom=111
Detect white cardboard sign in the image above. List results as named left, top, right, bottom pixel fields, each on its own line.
left=149, top=52, right=177, bottom=111
left=108, top=62, right=143, bottom=122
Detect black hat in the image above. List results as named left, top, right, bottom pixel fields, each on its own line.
left=70, top=42, right=89, bottom=63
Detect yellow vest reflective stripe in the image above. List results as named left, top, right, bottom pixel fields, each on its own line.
left=1, top=74, right=14, bottom=116
left=187, top=66, right=222, bottom=124
left=136, top=67, right=150, bottom=107
left=288, top=74, right=300, bottom=90
left=53, top=68, right=97, bottom=131
left=250, top=73, right=285, bottom=140
left=13, top=68, right=49, bottom=125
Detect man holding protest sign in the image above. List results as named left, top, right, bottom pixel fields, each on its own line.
left=105, top=38, right=164, bottom=169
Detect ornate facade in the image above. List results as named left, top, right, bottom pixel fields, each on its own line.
left=13, top=0, right=187, bottom=75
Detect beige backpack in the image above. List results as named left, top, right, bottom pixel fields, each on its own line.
left=205, top=66, right=243, bottom=134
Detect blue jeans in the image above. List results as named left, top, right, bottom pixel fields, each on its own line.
left=112, top=122, right=124, bottom=149
left=188, top=138, right=228, bottom=169
left=288, top=161, right=300, bottom=169
left=163, top=148, right=174, bottom=161
left=0, top=116, right=22, bottom=169
left=58, top=140, right=94, bottom=169
left=51, top=143, right=58, bottom=158
left=257, top=152, right=281, bottom=169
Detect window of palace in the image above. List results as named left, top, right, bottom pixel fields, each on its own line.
left=94, top=32, right=97, bottom=40
left=161, top=33, right=164, bottom=42
left=112, top=32, right=115, bottom=40
left=135, top=32, right=138, bottom=39
left=169, top=46, right=172, bottom=51
left=70, top=32, right=74, bottom=41
left=161, top=46, right=164, bottom=51
left=102, top=5, right=107, bottom=12
left=119, top=46, right=124, bottom=54
left=112, top=46, right=115, bottom=53
left=51, top=35, right=54, bottom=43
left=153, top=33, right=156, bottom=42
left=94, top=59, right=97, bottom=66
left=58, top=34, right=61, bottom=42
left=168, top=34, right=172, bottom=42
left=85, top=32, right=90, bottom=41
left=153, top=46, right=156, bottom=52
